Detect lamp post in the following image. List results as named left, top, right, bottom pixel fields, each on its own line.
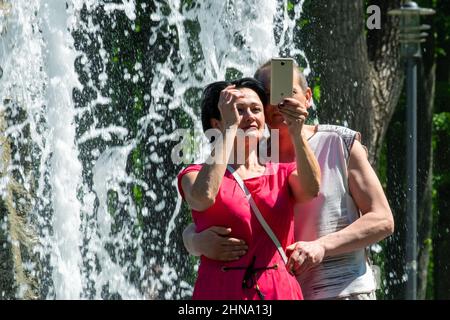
left=388, top=1, right=435, bottom=300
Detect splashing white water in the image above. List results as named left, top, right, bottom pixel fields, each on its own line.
left=0, top=0, right=308, bottom=299
left=158, top=0, right=308, bottom=248
left=40, top=0, right=84, bottom=299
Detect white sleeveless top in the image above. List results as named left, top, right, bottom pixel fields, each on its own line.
left=294, top=125, right=376, bottom=300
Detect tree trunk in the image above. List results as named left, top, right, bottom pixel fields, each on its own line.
left=301, top=0, right=403, bottom=166
left=366, top=0, right=404, bottom=165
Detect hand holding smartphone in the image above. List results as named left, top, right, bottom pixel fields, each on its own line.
left=270, top=58, right=294, bottom=105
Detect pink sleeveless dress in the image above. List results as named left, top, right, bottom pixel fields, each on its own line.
left=177, top=162, right=303, bottom=300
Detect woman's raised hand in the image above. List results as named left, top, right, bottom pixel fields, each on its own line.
left=278, top=97, right=308, bottom=135
left=218, top=85, right=244, bottom=129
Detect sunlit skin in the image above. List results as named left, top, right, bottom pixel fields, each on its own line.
left=183, top=68, right=393, bottom=280
left=211, top=86, right=265, bottom=138
left=181, top=85, right=268, bottom=214
left=181, top=79, right=322, bottom=260
left=181, top=82, right=319, bottom=213
left=182, top=73, right=321, bottom=261
left=210, top=86, right=266, bottom=170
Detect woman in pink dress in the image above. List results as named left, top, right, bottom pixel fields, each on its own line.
left=178, top=78, right=320, bottom=300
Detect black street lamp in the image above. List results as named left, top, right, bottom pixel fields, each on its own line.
left=388, top=1, right=435, bottom=300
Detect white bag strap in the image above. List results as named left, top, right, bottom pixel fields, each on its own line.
left=227, top=165, right=288, bottom=265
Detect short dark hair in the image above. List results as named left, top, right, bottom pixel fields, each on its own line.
left=200, top=77, right=267, bottom=132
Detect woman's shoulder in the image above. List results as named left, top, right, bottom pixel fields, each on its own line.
left=177, top=164, right=204, bottom=199
left=177, top=163, right=203, bottom=178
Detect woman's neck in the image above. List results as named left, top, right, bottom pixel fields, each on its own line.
left=231, top=139, right=264, bottom=172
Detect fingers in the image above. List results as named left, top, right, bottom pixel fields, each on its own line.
left=279, top=98, right=307, bottom=112
left=286, top=257, right=296, bottom=274
left=220, top=247, right=248, bottom=261
left=286, top=243, right=297, bottom=256
left=279, top=109, right=306, bottom=126
left=287, top=241, right=325, bottom=275
left=294, top=260, right=314, bottom=275
left=291, top=250, right=322, bottom=276
left=212, top=229, right=248, bottom=261
left=203, top=241, right=247, bottom=261
left=210, top=227, right=247, bottom=246
left=209, top=226, right=232, bottom=236
left=218, top=87, right=244, bottom=127
left=220, top=86, right=244, bottom=105
left=287, top=242, right=310, bottom=275
left=225, top=91, right=244, bottom=104
left=220, top=238, right=247, bottom=255
left=286, top=244, right=301, bottom=274
left=281, top=97, right=302, bottom=104
left=291, top=252, right=308, bottom=276
left=279, top=108, right=307, bottom=121
left=217, top=242, right=248, bottom=261
left=222, top=237, right=247, bottom=246
left=278, top=102, right=308, bottom=125
left=278, top=103, right=308, bottom=116
left=197, top=226, right=249, bottom=261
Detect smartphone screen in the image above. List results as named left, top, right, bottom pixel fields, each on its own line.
left=270, top=58, right=294, bottom=105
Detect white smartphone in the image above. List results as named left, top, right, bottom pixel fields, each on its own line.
left=270, top=58, right=294, bottom=105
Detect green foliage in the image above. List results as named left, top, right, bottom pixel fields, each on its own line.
left=180, top=201, right=198, bottom=287
left=107, top=190, right=118, bottom=217
left=436, top=47, right=446, bottom=57
left=133, top=185, right=143, bottom=207
left=433, top=112, right=450, bottom=132
left=298, top=17, right=309, bottom=29
left=225, top=67, right=243, bottom=81
left=369, top=132, right=389, bottom=295
left=181, top=0, right=197, bottom=12
left=428, top=0, right=450, bottom=298
left=313, top=84, right=320, bottom=103
left=377, top=140, right=388, bottom=189
left=426, top=243, right=435, bottom=299
left=370, top=241, right=388, bottom=300
left=131, top=147, right=144, bottom=176
left=159, top=1, right=171, bottom=16
left=432, top=104, right=450, bottom=173
left=287, top=0, right=294, bottom=13
left=434, top=82, right=450, bottom=114
left=184, top=19, right=203, bottom=70
left=133, top=94, right=143, bottom=112
left=183, top=87, right=202, bottom=116
left=132, top=184, right=145, bottom=228
left=112, top=46, right=120, bottom=63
